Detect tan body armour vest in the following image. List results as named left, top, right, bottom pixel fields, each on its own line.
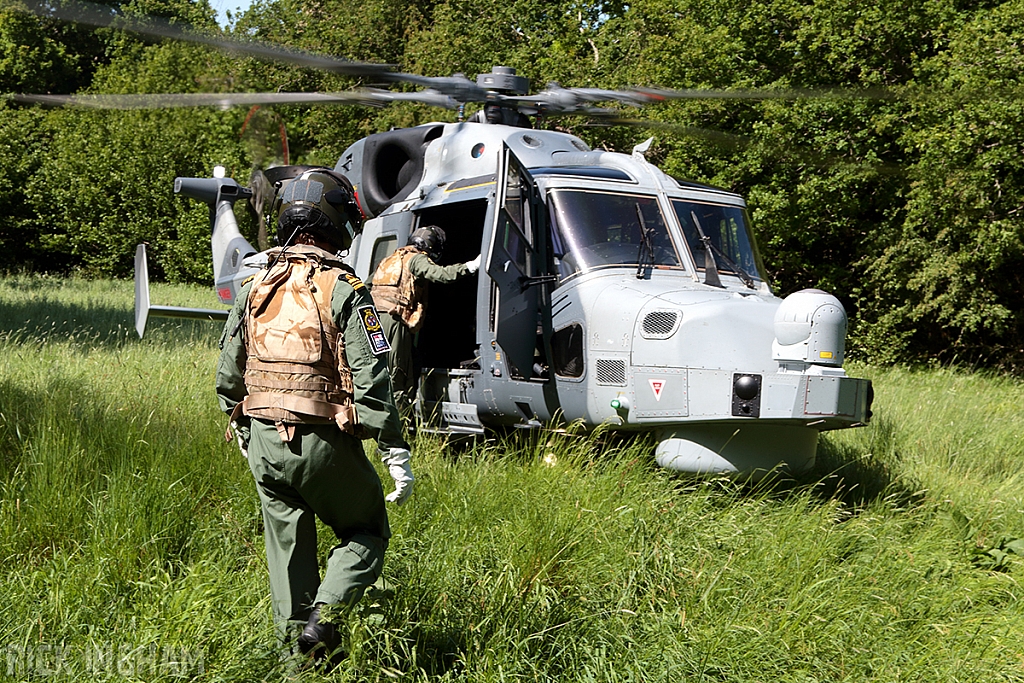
left=371, top=246, right=428, bottom=332
left=235, top=245, right=358, bottom=441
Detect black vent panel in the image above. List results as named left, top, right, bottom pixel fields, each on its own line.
left=595, top=359, right=627, bottom=386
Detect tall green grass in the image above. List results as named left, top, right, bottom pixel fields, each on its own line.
left=1, top=273, right=1022, bottom=682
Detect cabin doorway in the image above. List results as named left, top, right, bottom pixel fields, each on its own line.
left=414, top=199, right=487, bottom=370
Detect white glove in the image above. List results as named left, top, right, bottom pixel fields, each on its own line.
left=231, top=421, right=249, bottom=459
left=379, top=447, right=414, bottom=505
left=466, top=255, right=481, bottom=274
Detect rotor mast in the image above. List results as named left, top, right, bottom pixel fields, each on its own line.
left=471, top=66, right=532, bottom=128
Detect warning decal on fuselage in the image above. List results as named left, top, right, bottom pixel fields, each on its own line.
left=649, top=378, right=666, bottom=402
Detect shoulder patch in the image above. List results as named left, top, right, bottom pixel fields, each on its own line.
left=242, top=274, right=255, bottom=287
left=342, top=272, right=366, bottom=291
left=357, top=305, right=392, bottom=355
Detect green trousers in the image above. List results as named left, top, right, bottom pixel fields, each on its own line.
left=381, top=312, right=415, bottom=419
left=246, top=419, right=390, bottom=630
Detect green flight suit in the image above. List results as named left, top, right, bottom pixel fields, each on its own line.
left=216, top=271, right=407, bottom=639
left=376, top=251, right=470, bottom=415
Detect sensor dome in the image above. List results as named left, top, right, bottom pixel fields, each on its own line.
left=772, top=289, right=847, bottom=367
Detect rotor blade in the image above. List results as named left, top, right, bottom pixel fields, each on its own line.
left=360, top=88, right=459, bottom=109
left=565, top=88, right=651, bottom=106
left=508, top=84, right=654, bottom=116
left=9, top=91, right=386, bottom=109
left=332, top=72, right=487, bottom=104
left=506, top=86, right=594, bottom=114
left=16, top=0, right=394, bottom=78
left=17, top=0, right=492, bottom=102
left=507, top=82, right=897, bottom=116
left=375, top=73, right=489, bottom=103
left=518, top=104, right=627, bottom=119
left=631, top=85, right=899, bottom=102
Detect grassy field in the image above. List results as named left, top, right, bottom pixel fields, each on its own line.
left=1, top=273, right=1022, bottom=682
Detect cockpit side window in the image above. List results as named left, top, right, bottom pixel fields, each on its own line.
left=673, top=201, right=766, bottom=282
left=497, top=153, right=533, bottom=276
left=547, top=190, right=682, bottom=282
left=367, top=235, right=398, bottom=284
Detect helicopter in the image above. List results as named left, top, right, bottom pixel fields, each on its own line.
left=19, top=2, right=873, bottom=477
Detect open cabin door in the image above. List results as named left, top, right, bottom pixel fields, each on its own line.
left=486, top=144, right=546, bottom=379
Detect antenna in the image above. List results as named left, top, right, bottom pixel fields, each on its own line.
left=632, top=137, right=654, bottom=160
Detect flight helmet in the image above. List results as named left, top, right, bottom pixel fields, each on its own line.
left=275, top=168, right=362, bottom=252
left=408, top=225, right=446, bottom=260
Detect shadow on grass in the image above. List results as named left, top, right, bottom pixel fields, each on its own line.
left=351, top=609, right=469, bottom=679
left=425, top=416, right=929, bottom=516
left=685, top=416, right=924, bottom=511
left=408, top=624, right=468, bottom=678
left=441, top=426, right=658, bottom=468
left=801, top=416, right=924, bottom=510
left=0, top=380, right=31, bottom=479
left=0, top=294, right=134, bottom=346
left=0, top=295, right=220, bottom=349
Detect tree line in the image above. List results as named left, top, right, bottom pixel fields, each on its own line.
left=1, top=0, right=1022, bottom=368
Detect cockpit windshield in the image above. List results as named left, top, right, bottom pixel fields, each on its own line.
left=673, top=200, right=765, bottom=282
left=548, top=190, right=682, bottom=281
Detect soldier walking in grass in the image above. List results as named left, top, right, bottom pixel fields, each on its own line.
left=370, top=225, right=480, bottom=422
left=215, top=168, right=413, bottom=669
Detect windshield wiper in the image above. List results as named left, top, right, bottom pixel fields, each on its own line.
left=690, top=211, right=722, bottom=287
left=713, top=248, right=756, bottom=288
left=689, top=211, right=756, bottom=288
left=635, top=203, right=656, bottom=279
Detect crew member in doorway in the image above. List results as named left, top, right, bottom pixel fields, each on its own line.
left=216, top=168, right=412, bottom=670
left=371, top=225, right=480, bottom=422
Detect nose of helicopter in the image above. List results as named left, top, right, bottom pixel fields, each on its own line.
left=628, top=289, right=779, bottom=373
left=580, top=279, right=779, bottom=372
left=572, top=278, right=780, bottom=426
left=557, top=276, right=866, bottom=477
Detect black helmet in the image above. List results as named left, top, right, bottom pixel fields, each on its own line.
left=275, top=168, right=362, bottom=252
left=408, top=225, right=446, bottom=260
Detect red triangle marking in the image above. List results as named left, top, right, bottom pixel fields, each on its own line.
left=649, top=378, right=666, bottom=402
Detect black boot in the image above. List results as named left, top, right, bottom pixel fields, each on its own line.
left=297, top=605, right=344, bottom=668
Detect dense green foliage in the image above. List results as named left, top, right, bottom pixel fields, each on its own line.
left=1, top=0, right=1023, bottom=367
left=2, top=276, right=1023, bottom=681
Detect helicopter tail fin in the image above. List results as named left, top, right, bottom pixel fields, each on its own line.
left=134, top=243, right=229, bottom=338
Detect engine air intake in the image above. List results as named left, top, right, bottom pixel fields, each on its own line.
left=641, top=310, right=680, bottom=339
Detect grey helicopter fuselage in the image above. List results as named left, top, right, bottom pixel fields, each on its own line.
left=171, top=120, right=872, bottom=477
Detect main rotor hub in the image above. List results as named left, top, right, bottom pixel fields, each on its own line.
left=476, top=66, right=529, bottom=95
